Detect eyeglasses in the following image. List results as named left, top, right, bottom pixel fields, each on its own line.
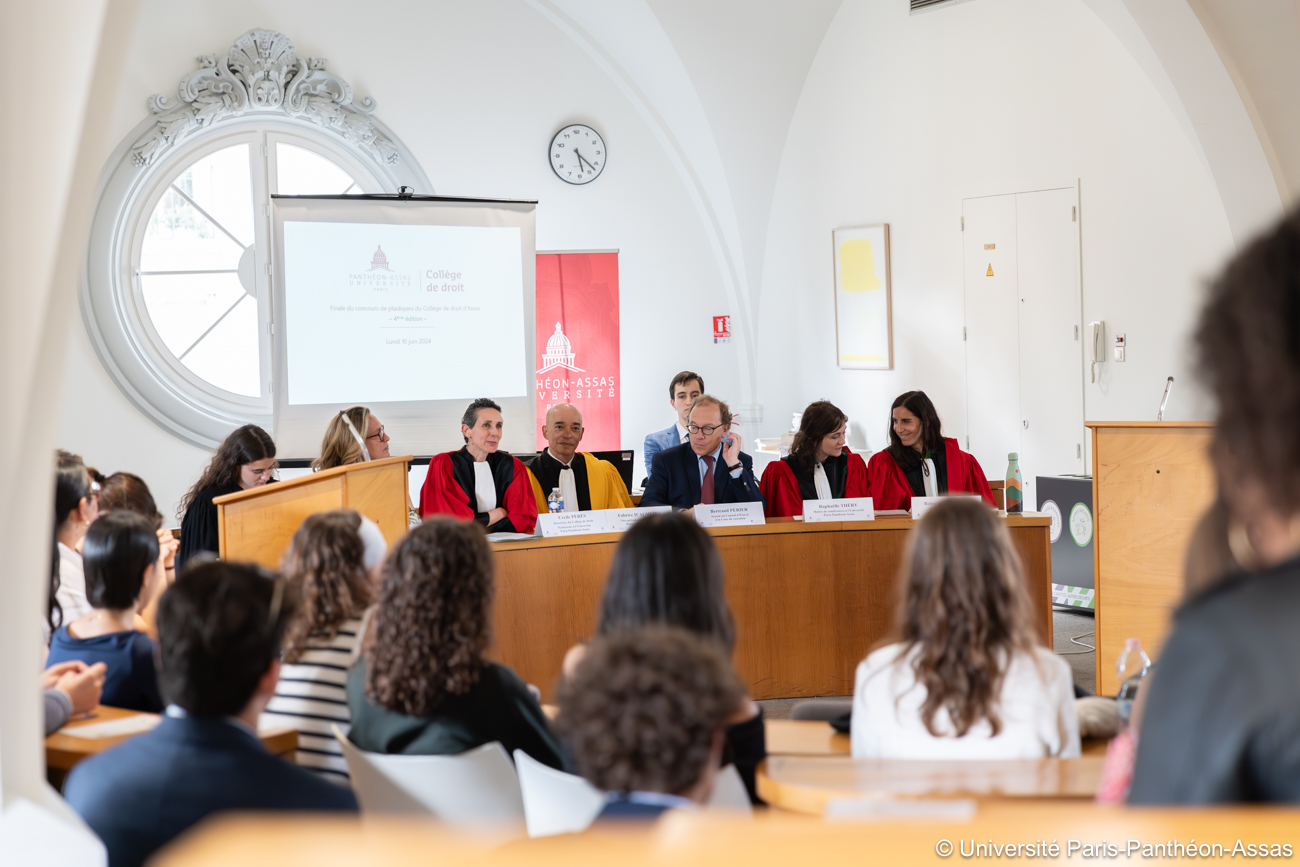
left=687, top=424, right=725, bottom=436
left=366, top=426, right=386, bottom=441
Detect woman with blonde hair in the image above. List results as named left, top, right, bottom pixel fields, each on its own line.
left=312, top=406, right=391, bottom=471
left=851, top=498, right=1078, bottom=759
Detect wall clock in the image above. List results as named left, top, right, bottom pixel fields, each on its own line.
left=549, top=124, right=606, bottom=185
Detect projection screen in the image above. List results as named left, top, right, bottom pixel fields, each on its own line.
left=270, top=194, right=537, bottom=458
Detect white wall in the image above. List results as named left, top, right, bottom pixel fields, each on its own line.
left=61, top=0, right=747, bottom=516
left=757, top=0, right=1240, bottom=478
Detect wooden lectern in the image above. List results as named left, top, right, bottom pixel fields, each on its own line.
left=214, top=455, right=413, bottom=570
left=1087, top=422, right=1215, bottom=695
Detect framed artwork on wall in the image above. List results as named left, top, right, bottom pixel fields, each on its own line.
left=832, top=223, right=893, bottom=370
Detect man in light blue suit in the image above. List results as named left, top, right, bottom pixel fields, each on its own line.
left=643, top=370, right=705, bottom=478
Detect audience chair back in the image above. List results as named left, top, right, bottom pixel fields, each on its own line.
left=706, top=764, right=753, bottom=813
left=790, top=698, right=853, bottom=722
left=513, top=749, right=606, bottom=837
left=333, top=726, right=525, bottom=835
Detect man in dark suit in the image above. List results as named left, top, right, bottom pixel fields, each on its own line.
left=64, top=562, right=357, bottom=867
left=641, top=394, right=765, bottom=512
left=642, top=370, right=705, bottom=478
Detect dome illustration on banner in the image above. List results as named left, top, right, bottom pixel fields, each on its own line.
left=537, top=322, right=585, bottom=373
left=368, top=245, right=392, bottom=272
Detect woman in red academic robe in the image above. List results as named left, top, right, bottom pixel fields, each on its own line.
left=866, top=390, right=995, bottom=512
left=419, top=398, right=538, bottom=534
left=760, top=401, right=869, bottom=517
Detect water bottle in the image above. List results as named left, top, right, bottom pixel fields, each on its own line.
left=547, top=487, right=564, bottom=513
left=1005, top=452, right=1023, bottom=513
left=1115, top=638, right=1152, bottom=730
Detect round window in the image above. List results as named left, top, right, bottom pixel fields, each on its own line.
left=83, top=29, right=430, bottom=448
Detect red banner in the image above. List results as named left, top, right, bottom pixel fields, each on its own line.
left=535, top=253, right=620, bottom=450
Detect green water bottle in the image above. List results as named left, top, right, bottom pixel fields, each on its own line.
left=1005, top=453, right=1023, bottom=514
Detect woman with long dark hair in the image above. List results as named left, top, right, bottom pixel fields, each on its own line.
left=851, top=498, right=1078, bottom=758
left=570, top=512, right=765, bottom=804
left=176, top=425, right=276, bottom=571
left=49, top=450, right=100, bottom=643
left=865, top=391, right=994, bottom=511
left=759, top=400, right=869, bottom=517
left=347, top=518, right=563, bottom=768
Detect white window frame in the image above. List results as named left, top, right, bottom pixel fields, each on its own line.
left=83, top=28, right=431, bottom=448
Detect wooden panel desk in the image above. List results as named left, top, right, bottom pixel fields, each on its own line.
left=492, top=515, right=1052, bottom=702
left=1087, top=422, right=1215, bottom=694
left=215, top=455, right=411, bottom=569
left=764, top=719, right=1111, bottom=758
left=758, top=754, right=1104, bottom=813
left=46, top=706, right=298, bottom=771
left=155, top=803, right=1300, bottom=867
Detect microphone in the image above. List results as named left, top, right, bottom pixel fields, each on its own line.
left=1157, top=377, right=1174, bottom=421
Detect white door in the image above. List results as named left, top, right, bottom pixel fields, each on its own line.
left=964, top=187, right=1084, bottom=509
left=963, top=195, right=1020, bottom=489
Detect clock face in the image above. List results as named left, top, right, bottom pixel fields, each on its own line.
left=550, top=124, right=606, bottom=185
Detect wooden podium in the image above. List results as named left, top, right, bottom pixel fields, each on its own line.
left=1087, top=422, right=1214, bottom=695
left=214, top=455, right=412, bottom=569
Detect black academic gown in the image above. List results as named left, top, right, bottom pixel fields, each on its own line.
left=177, top=484, right=240, bottom=572
left=529, top=449, right=592, bottom=512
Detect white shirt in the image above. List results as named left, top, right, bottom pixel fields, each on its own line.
left=548, top=451, right=580, bottom=513
left=55, top=542, right=91, bottom=627
left=697, top=444, right=744, bottom=486
left=676, top=422, right=689, bottom=444
left=473, top=462, right=497, bottom=513
left=851, top=643, right=1080, bottom=760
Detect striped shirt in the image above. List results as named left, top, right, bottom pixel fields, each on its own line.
left=260, top=615, right=366, bottom=784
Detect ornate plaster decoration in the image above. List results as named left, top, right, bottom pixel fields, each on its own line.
left=131, top=28, right=398, bottom=168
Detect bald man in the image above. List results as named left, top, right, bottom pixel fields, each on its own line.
left=527, top=404, right=634, bottom=512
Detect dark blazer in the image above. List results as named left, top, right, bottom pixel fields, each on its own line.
left=640, top=442, right=765, bottom=510
left=64, top=715, right=357, bottom=867
left=1129, top=555, right=1300, bottom=804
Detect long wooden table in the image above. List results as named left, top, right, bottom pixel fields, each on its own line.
left=155, top=803, right=1300, bottom=866
left=491, top=515, right=1052, bottom=701
left=46, top=705, right=298, bottom=775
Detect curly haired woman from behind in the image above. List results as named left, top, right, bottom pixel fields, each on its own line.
left=346, top=518, right=565, bottom=769
left=851, top=498, right=1079, bottom=759
left=259, top=509, right=385, bottom=784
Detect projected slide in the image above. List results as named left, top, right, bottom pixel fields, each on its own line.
left=282, top=221, right=526, bottom=405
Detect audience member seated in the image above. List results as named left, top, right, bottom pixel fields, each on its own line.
left=419, top=398, right=539, bottom=534
left=260, top=510, right=384, bottom=784
left=312, top=405, right=391, bottom=471
left=347, top=518, right=563, bottom=768
left=865, top=391, right=995, bottom=511
left=47, top=512, right=164, bottom=712
left=99, top=472, right=179, bottom=636
left=556, top=626, right=745, bottom=821
left=64, top=561, right=357, bottom=867
left=41, top=660, right=106, bottom=735
left=526, top=403, right=633, bottom=512
left=851, top=498, right=1079, bottom=758
left=1130, top=210, right=1300, bottom=804
left=48, top=450, right=100, bottom=643
left=640, top=395, right=765, bottom=512
left=759, top=400, right=869, bottom=517
left=176, top=425, right=277, bottom=571
left=564, top=513, right=766, bottom=803
left=642, top=370, right=704, bottom=478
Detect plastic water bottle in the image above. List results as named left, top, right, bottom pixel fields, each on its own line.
left=1115, top=638, right=1152, bottom=729
left=547, top=488, right=564, bottom=513
left=1005, top=453, right=1023, bottom=513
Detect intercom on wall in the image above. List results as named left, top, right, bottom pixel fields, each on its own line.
left=1089, top=321, right=1105, bottom=383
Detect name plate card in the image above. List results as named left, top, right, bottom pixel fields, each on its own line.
left=910, top=495, right=982, bottom=520
left=693, top=502, right=767, bottom=528
left=537, top=511, right=611, bottom=538
left=802, top=497, right=875, bottom=523
left=607, top=505, right=671, bottom=533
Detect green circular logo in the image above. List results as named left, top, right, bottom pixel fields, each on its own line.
left=1069, top=502, right=1093, bottom=547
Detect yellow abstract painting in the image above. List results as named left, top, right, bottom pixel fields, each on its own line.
left=833, top=224, right=892, bottom=369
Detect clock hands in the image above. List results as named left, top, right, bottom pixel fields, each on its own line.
left=574, top=149, right=597, bottom=174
